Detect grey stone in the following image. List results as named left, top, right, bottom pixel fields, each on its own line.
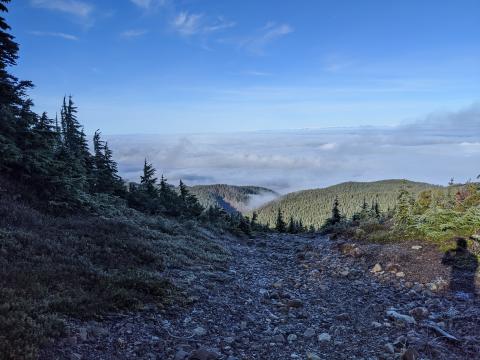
left=287, top=333, right=297, bottom=342
left=192, top=326, right=207, bottom=336
left=175, top=350, right=190, bottom=360
left=318, top=332, right=331, bottom=342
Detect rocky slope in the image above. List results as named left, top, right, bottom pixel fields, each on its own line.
left=40, top=234, right=479, bottom=359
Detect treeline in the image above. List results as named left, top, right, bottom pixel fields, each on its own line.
left=0, top=0, right=259, bottom=236
left=320, top=183, right=480, bottom=248
left=254, top=180, right=437, bottom=229
left=272, top=208, right=316, bottom=234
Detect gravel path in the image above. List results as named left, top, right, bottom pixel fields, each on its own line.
left=40, top=234, right=480, bottom=360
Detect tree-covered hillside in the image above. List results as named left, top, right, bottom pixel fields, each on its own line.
left=254, top=180, right=440, bottom=229
left=189, top=184, right=278, bottom=213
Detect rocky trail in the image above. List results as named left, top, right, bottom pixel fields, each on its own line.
left=41, top=234, right=480, bottom=360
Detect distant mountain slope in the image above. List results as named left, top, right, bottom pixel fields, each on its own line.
left=189, top=184, right=278, bottom=213
left=254, top=179, right=441, bottom=228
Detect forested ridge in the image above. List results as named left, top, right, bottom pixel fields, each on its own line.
left=254, top=180, right=438, bottom=229
left=189, top=184, right=278, bottom=213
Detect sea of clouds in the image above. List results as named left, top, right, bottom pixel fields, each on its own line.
left=105, top=103, right=480, bottom=194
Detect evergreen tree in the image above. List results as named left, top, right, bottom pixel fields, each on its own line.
left=155, top=175, right=183, bottom=216
left=287, top=216, right=296, bottom=233
left=251, top=211, right=258, bottom=227
left=0, top=0, right=32, bottom=112
left=275, top=208, right=286, bottom=233
left=330, top=196, right=342, bottom=224
left=361, top=197, right=368, bottom=211
left=178, top=180, right=203, bottom=217
left=57, top=96, right=92, bottom=192
left=179, top=180, right=188, bottom=202
left=298, top=219, right=304, bottom=232
left=394, top=189, right=412, bottom=229
left=238, top=215, right=252, bottom=236
left=374, top=200, right=381, bottom=217
left=140, top=159, right=158, bottom=196
left=91, top=131, right=124, bottom=195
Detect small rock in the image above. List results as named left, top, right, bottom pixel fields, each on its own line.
left=409, top=307, right=429, bottom=319
left=371, top=321, right=382, bottom=328
left=224, top=337, right=235, bottom=345
left=371, top=263, right=383, bottom=273
left=402, top=347, right=420, bottom=360
left=454, top=291, right=472, bottom=301
left=318, top=332, right=331, bottom=342
left=386, top=310, right=416, bottom=325
left=396, top=272, right=406, bottom=278
left=394, top=335, right=407, bottom=347
left=175, top=350, right=190, bottom=360
left=336, top=313, right=350, bottom=321
left=189, top=349, right=219, bottom=360
left=272, top=281, right=283, bottom=289
left=273, top=334, right=285, bottom=343
left=287, top=334, right=298, bottom=342
left=426, top=283, right=438, bottom=291
left=339, top=269, right=350, bottom=277
left=287, top=299, right=303, bottom=308
left=306, top=353, right=321, bottom=360
left=384, top=343, right=395, bottom=354
left=303, top=328, right=315, bottom=338
left=192, top=326, right=207, bottom=336
left=386, top=263, right=401, bottom=272
left=78, top=327, right=88, bottom=342
left=411, top=245, right=422, bottom=250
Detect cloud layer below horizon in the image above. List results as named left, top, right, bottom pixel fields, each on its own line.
left=106, top=103, right=480, bottom=194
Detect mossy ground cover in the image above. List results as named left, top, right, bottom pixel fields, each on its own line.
left=0, top=193, right=229, bottom=359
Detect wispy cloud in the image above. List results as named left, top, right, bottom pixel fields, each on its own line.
left=172, top=12, right=203, bottom=36
left=120, top=29, right=148, bottom=39
left=30, top=0, right=93, bottom=18
left=29, top=30, right=79, bottom=40
left=322, top=54, right=355, bottom=73
left=129, top=0, right=166, bottom=10
left=171, top=11, right=235, bottom=37
left=234, top=22, right=293, bottom=55
left=242, top=70, right=272, bottom=76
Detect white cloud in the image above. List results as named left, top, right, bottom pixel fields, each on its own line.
left=29, top=30, right=79, bottom=40
left=171, top=12, right=235, bottom=37
left=172, top=12, right=203, bottom=36
left=203, top=16, right=236, bottom=33
left=120, top=29, right=148, bottom=39
left=31, top=0, right=93, bottom=18
left=104, top=103, right=480, bottom=193
left=235, top=22, right=293, bottom=55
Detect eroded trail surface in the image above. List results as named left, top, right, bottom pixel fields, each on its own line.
left=41, top=235, right=480, bottom=360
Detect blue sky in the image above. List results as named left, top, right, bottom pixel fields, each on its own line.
left=6, top=0, right=480, bottom=134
